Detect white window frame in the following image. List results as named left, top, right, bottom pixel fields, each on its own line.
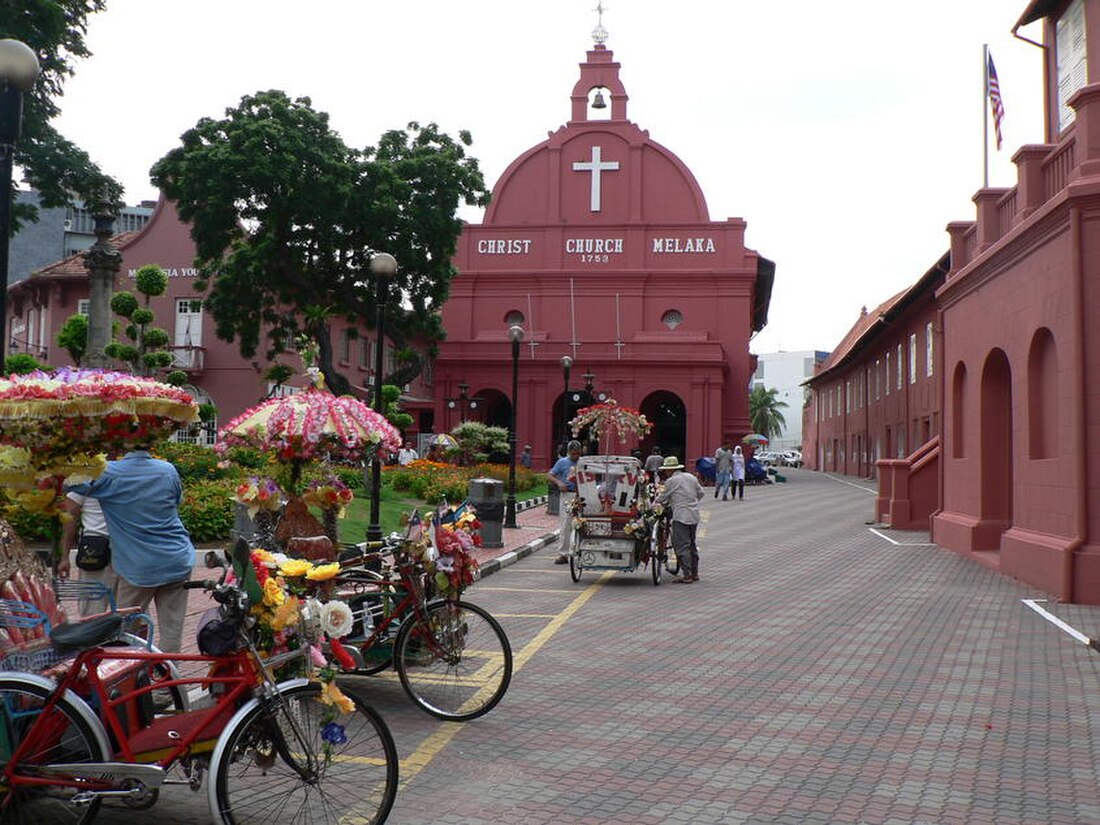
left=77, top=299, right=90, bottom=316
left=926, top=322, right=934, bottom=377
left=909, top=333, right=917, bottom=384
left=896, top=344, right=903, bottom=390
left=885, top=352, right=891, bottom=396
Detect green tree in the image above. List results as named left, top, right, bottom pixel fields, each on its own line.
left=150, top=90, right=490, bottom=396
left=749, top=386, right=788, bottom=441
left=55, top=312, right=88, bottom=364
left=450, top=421, right=509, bottom=466
left=2, top=1, right=123, bottom=231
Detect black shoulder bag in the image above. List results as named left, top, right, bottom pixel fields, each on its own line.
left=75, top=534, right=111, bottom=571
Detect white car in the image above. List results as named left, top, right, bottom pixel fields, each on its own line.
left=754, top=451, right=781, bottom=466
left=781, top=450, right=802, bottom=467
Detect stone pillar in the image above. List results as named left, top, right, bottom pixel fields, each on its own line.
left=81, top=203, right=120, bottom=369
left=1068, top=83, right=1100, bottom=180
left=1012, top=144, right=1054, bottom=219
left=972, top=189, right=1009, bottom=253
left=946, top=221, right=974, bottom=276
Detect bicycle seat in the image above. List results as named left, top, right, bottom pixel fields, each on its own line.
left=49, top=614, right=126, bottom=652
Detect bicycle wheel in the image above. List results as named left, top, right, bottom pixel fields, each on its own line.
left=394, top=600, right=513, bottom=722
left=211, top=682, right=397, bottom=825
left=650, top=545, right=662, bottom=585
left=569, top=552, right=583, bottom=583
left=0, top=677, right=105, bottom=825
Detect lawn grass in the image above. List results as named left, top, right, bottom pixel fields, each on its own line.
left=337, top=480, right=549, bottom=544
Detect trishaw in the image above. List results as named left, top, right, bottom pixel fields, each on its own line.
left=566, top=455, right=678, bottom=585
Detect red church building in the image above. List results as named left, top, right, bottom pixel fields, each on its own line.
left=436, top=39, right=774, bottom=468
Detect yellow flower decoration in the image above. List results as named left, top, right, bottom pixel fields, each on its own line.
left=262, top=577, right=286, bottom=608
left=320, top=679, right=355, bottom=714
left=253, top=549, right=276, bottom=564
left=270, top=595, right=300, bottom=632
left=305, top=562, right=340, bottom=582
left=278, top=558, right=313, bottom=578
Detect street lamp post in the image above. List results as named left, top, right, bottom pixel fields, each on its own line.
left=366, top=252, right=397, bottom=543
left=0, top=39, right=40, bottom=366
left=504, top=324, right=524, bottom=528
left=560, top=355, right=573, bottom=451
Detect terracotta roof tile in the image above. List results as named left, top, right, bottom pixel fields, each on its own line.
left=808, top=251, right=950, bottom=384
left=30, top=232, right=141, bottom=279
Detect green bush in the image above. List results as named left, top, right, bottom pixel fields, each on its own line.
left=178, top=478, right=236, bottom=542
left=157, top=442, right=229, bottom=482
left=223, top=445, right=268, bottom=470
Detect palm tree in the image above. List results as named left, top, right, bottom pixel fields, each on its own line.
left=749, top=386, right=788, bottom=440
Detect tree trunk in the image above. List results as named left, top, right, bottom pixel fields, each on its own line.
left=314, top=322, right=352, bottom=396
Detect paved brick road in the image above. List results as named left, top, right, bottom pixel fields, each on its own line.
left=82, top=472, right=1100, bottom=823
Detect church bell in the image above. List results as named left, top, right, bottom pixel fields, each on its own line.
left=591, top=89, right=607, bottom=110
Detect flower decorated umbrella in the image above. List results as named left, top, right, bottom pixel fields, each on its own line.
left=219, top=389, right=402, bottom=493
left=428, top=433, right=458, bottom=449
left=0, top=368, right=200, bottom=558
left=569, top=399, right=653, bottom=454
left=742, top=433, right=769, bottom=447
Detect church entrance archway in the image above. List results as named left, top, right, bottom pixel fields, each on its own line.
left=639, top=391, right=686, bottom=463
left=977, top=349, right=1013, bottom=550
left=481, top=389, right=511, bottom=431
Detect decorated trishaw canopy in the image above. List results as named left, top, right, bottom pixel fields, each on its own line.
left=0, top=368, right=200, bottom=491
left=219, top=388, right=402, bottom=464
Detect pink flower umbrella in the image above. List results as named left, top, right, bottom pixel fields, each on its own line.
left=219, top=389, right=402, bottom=491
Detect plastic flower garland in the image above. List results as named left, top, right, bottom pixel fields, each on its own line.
left=570, top=399, right=653, bottom=447
left=0, top=368, right=198, bottom=462
left=241, top=548, right=357, bottom=754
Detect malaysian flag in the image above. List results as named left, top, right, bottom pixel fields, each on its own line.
left=987, top=52, right=1005, bottom=150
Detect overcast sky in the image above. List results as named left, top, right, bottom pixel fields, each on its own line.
left=50, top=0, right=1047, bottom=355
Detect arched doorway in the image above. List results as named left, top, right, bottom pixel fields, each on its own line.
left=639, top=391, right=686, bottom=462
left=977, top=349, right=1012, bottom=550
left=551, top=389, right=595, bottom=455
left=481, top=388, right=511, bottom=431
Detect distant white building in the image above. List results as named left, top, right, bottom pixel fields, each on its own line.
left=752, top=350, right=829, bottom=451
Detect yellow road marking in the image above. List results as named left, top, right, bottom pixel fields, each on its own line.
left=476, top=586, right=582, bottom=594
left=399, top=570, right=613, bottom=788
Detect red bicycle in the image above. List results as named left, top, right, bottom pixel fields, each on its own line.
left=0, top=546, right=399, bottom=825
left=337, top=536, right=513, bottom=722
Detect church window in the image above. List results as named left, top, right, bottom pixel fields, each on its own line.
left=909, top=333, right=917, bottom=384
left=661, top=310, right=683, bottom=330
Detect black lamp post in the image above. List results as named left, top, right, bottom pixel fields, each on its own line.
left=366, top=252, right=396, bottom=543
left=0, top=39, right=40, bottom=366
left=560, top=355, right=573, bottom=451
left=504, top=324, right=524, bottom=528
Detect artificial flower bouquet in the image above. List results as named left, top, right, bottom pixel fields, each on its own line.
left=302, top=477, right=355, bottom=518
left=233, top=476, right=284, bottom=518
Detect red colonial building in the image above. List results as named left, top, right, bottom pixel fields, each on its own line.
left=808, top=0, right=1100, bottom=604
left=436, top=40, right=774, bottom=468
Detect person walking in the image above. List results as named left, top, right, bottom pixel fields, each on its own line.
left=520, top=444, right=533, bottom=469
left=714, top=441, right=734, bottom=501
left=731, top=445, right=746, bottom=501
left=549, top=440, right=582, bottom=564
left=56, top=492, right=115, bottom=616
left=397, top=440, right=419, bottom=465
left=655, top=456, right=704, bottom=583
left=66, top=448, right=196, bottom=652
left=643, top=445, right=664, bottom=483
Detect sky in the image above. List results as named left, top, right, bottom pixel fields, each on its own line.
left=48, top=0, right=1048, bottom=355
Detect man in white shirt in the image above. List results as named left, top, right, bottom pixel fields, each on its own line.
left=57, top=492, right=116, bottom=616
left=397, top=440, right=419, bottom=465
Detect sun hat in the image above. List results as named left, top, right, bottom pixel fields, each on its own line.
left=660, top=456, right=684, bottom=470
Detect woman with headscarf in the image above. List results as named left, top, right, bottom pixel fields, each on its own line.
left=732, top=445, right=746, bottom=501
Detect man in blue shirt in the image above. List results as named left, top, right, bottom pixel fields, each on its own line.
left=67, top=449, right=196, bottom=652
left=548, top=440, right=582, bottom=564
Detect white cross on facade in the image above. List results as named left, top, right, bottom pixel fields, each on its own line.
left=572, top=145, right=619, bottom=212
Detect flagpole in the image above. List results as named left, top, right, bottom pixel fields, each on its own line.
left=983, top=43, right=990, bottom=188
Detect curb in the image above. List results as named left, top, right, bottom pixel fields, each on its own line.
left=478, top=529, right=559, bottom=579
left=515, top=495, right=548, bottom=512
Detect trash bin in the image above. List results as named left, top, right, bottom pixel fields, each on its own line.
left=547, top=485, right=560, bottom=516
left=468, top=478, right=504, bottom=549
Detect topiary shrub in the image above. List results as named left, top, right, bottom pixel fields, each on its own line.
left=158, top=442, right=227, bottom=482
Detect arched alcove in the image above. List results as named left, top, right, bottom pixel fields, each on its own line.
left=951, top=362, right=967, bottom=459
left=1027, top=328, right=1058, bottom=459
left=639, top=391, right=687, bottom=463
left=978, top=349, right=1013, bottom=548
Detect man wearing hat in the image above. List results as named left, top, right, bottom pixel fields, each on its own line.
left=655, top=455, right=704, bottom=583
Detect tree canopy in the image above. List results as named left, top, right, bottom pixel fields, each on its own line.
left=749, top=385, right=788, bottom=441
left=150, top=90, right=490, bottom=395
left=3, top=1, right=123, bottom=230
